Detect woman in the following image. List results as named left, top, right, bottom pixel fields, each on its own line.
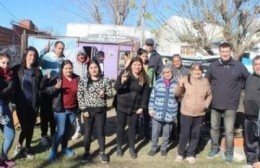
left=12, top=46, right=43, bottom=160
left=0, top=53, right=15, bottom=167
left=45, top=60, right=79, bottom=162
left=115, top=57, right=150, bottom=159
left=148, top=64, right=178, bottom=157
left=77, top=60, right=112, bottom=163
left=175, top=63, right=212, bottom=164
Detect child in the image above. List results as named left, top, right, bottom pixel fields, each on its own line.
left=148, top=64, right=178, bottom=157
left=175, top=63, right=212, bottom=164
left=0, top=53, right=15, bottom=167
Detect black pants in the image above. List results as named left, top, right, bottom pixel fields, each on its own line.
left=116, top=111, right=138, bottom=150
left=16, top=105, right=36, bottom=148
left=40, top=94, right=56, bottom=137
left=244, top=119, right=260, bottom=165
left=178, top=114, right=203, bottom=157
left=83, top=111, right=106, bottom=153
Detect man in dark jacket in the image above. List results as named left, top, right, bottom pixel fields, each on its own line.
left=205, top=42, right=250, bottom=163
left=244, top=55, right=260, bottom=167
left=144, top=38, right=163, bottom=79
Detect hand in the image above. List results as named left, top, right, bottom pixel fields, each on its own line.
left=177, top=75, right=184, bottom=87
left=44, top=41, right=53, bottom=52
left=46, top=70, right=51, bottom=79
left=98, top=89, right=105, bottom=98
left=83, top=111, right=89, bottom=118
left=54, top=79, right=62, bottom=89
left=121, top=70, right=129, bottom=84
left=149, top=111, right=155, bottom=117
left=136, top=108, right=143, bottom=114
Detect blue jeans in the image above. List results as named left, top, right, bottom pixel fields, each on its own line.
left=210, top=108, right=236, bottom=156
left=52, top=110, right=76, bottom=150
left=0, top=104, right=15, bottom=159
left=151, top=119, right=173, bottom=151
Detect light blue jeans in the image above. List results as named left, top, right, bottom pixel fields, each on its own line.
left=210, top=108, right=236, bottom=156
left=52, top=110, right=76, bottom=151
left=0, top=104, right=15, bottom=159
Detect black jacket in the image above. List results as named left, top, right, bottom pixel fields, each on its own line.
left=114, top=71, right=149, bottom=114
left=148, top=50, right=163, bottom=79
left=0, top=76, right=15, bottom=104
left=205, top=58, right=250, bottom=110
left=244, top=74, right=260, bottom=119
left=43, top=73, right=79, bottom=112
left=12, top=64, right=43, bottom=111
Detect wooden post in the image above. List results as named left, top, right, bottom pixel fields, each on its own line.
left=20, top=30, right=27, bottom=57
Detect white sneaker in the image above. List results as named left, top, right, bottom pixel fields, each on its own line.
left=40, top=137, right=49, bottom=146
left=175, top=155, right=183, bottom=163
left=186, top=157, right=196, bottom=164
left=71, top=131, right=81, bottom=140
left=13, top=143, right=23, bottom=158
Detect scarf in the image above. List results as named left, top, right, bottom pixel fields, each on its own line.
left=0, top=67, right=13, bottom=81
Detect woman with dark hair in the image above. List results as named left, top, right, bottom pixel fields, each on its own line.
left=12, top=46, right=43, bottom=160
left=44, top=60, right=79, bottom=162
left=115, top=57, right=150, bottom=159
left=77, top=59, right=112, bottom=163
left=174, top=63, right=212, bottom=164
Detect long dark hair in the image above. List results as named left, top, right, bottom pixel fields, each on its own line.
left=187, top=62, right=203, bottom=84
left=60, top=60, right=73, bottom=75
left=22, top=46, right=39, bottom=68
left=87, top=59, right=102, bottom=86
left=125, top=57, right=148, bottom=86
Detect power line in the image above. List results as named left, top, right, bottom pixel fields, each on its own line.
left=0, top=1, right=17, bottom=20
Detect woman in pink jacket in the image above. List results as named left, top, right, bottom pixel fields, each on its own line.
left=175, top=63, right=212, bottom=164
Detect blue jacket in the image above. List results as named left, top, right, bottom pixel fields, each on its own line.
left=149, top=77, right=178, bottom=123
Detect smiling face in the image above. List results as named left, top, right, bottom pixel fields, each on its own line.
left=172, top=56, right=182, bottom=69
left=62, top=63, right=73, bottom=77
left=77, top=53, right=86, bottom=63
left=190, top=65, right=203, bottom=78
left=89, top=62, right=100, bottom=77
left=162, top=69, right=173, bottom=80
left=253, top=58, right=260, bottom=76
left=219, top=46, right=232, bottom=62
left=0, top=57, right=10, bottom=69
left=26, top=50, right=36, bottom=66
left=131, top=61, right=143, bottom=75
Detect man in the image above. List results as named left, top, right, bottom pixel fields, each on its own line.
left=96, top=51, right=105, bottom=76
left=244, top=55, right=260, bottom=167
left=71, top=47, right=88, bottom=140
left=171, top=54, right=190, bottom=143
left=205, top=42, right=250, bottom=163
left=144, top=38, right=163, bottom=80
left=40, top=41, right=65, bottom=146
left=172, top=54, right=190, bottom=77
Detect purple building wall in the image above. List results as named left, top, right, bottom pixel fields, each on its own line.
left=78, top=42, right=132, bottom=80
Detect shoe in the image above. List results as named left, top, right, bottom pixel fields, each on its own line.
left=186, top=156, right=196, bottom=164
left=161, top=150, right=167, bottom=158
left=207, top=150, right=220, bottom=159
left=225, top=155, right=233, bottom=164
left=175, top=155, right=183, bottom=163
left=129, top=149, right=137, bottom=159
left=116, top=147, right=123, bottom=157
left=41, top=137, right=50, bottom=147
left=148, top=150, right=157, bottom=156
left=4, top=159, right=16, bottom=167
left=99, top=153, right=108, bottom=164
left=81, top=152, right=91, bottom=163
left=25, top=148, right=35, bottom=160
left=13, top=143, right=23, bottom=158
left=48, top=149, right=57, bottom=162
left=71, top=131, right=81, bottom=140
left=62, top=148, right=75, bottom=157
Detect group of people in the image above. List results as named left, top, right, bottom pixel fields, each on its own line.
left=0, top=38, right=259, bottom=168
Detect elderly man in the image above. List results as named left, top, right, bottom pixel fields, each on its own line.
left=172, top=54, right=190, bottom=77
left=244, top=55, right=260, bottom=167
left=206, top=42, right=250, bottom=163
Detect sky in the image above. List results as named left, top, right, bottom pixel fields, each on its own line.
left=0, top=0, right=176, bottom=36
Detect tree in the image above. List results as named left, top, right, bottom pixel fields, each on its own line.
left=151, top=0, right=260, bottom=59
